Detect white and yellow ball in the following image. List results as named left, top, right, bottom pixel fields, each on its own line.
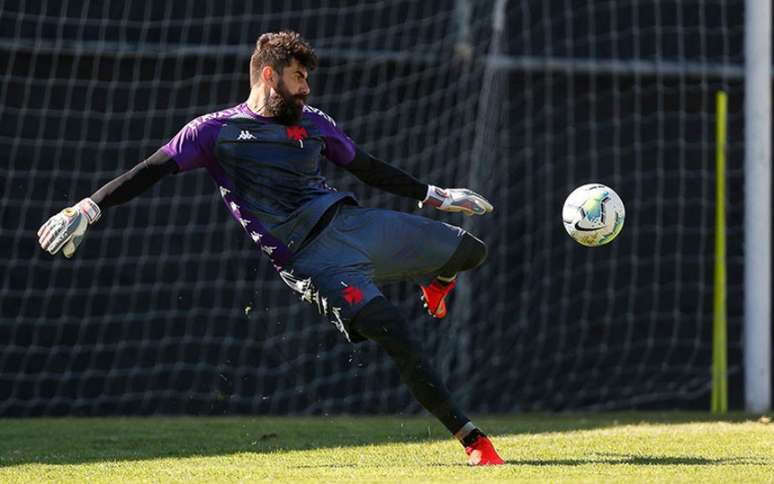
left=562, top=183, right=625, bottom=247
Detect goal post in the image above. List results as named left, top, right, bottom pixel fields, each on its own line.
left=743, top=0, right=772, bottom=414
left=712, top=90, right=727, bottom=415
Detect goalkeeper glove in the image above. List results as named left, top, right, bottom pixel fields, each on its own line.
left=37, top=198, right=101, bottom=258
left=419, top=185, right=494, bottom=216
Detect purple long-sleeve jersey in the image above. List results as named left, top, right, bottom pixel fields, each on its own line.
left=161, top=103, right=357, bottom=269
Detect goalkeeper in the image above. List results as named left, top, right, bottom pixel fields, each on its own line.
left=37, top=31, right=503, bottom=466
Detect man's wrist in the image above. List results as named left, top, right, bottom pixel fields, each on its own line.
left=76, top=198, right=102, bottom=224
left=423, top=184, right=433, bottom=202
left=423, top=185, right=448, bottom=208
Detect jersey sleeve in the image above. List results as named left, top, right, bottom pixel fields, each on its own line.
left=306, top=107, right=356, bottom=166
left=160, top=116, right=220, bottom=173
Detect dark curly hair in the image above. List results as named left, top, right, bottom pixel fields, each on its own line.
left=249, top=31, right=318, bottom=86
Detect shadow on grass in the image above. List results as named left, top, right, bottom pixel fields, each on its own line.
left=294, top=455, right=774, bottom=469
left=0, top=412, right=767, bottom=467
left=283, top=454, right=773, bottom=469
left=506, top=454, right=772, bottom=467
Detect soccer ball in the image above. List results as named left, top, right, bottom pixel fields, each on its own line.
left=562, top=183, right=625, bottom=247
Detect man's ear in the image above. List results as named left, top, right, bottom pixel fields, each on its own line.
left=261, top=66, right=276, bottom=87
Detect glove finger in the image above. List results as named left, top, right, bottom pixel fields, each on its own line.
left=38, top=223, right=53, bottom=248
left=454, top=202, right=478, bottom=216
left=38, top=216, right=60, bottom=237
left=43, top=217, right=70, bottom=250
left=463, top=199, right=490, bottom=216
left=47, top=231, right=71, bottom=255
left=471, top=201, right=488, bottom=215
left=62, top=232, right=85, bottom=258
left=37, top=218, right=53, bottom=238
left=38, top=217, right=59, bottom=245
left=62, top=239, right=80, bottom=258
left=40, top=221, right=63, bottom=251
left=457, top=189, right=493, bottom=213
left=472, top=195, right=494, bottom=213
left=62, top=240, right=75, bottom=258
left=46, top=219, right=77, bottom=254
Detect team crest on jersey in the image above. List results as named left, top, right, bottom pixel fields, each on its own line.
left=286, top=126, right=308, bottom=141
left=286, top=126, right=308, bottom=148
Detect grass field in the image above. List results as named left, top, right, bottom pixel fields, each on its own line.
left=1, top=413, right=772, bottom=483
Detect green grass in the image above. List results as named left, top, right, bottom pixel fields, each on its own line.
left=1, top=413, right=772, bottom=483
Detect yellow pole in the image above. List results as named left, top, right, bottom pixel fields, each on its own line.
left=712, top=91, right=728, bottom=414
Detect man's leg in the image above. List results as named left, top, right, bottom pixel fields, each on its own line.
left=421, top=232, right=487, bottom=318
left=350, top=296, right=504, bottom=465
left=437, top=231, right=488, bottom=279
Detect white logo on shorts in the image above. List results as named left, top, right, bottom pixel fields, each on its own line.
left=279, top=270, right=349, bottom=341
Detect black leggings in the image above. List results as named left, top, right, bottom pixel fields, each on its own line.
left=350, top=297, right=470, bottom=434
left=348, top=231, right=488, bottom=434
left=438, top=232, right=488, bottom=278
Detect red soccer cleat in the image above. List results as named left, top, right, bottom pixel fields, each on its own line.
left=465, top=435, right=505, bottom=466
left=420, top=278, right=457, bottom=318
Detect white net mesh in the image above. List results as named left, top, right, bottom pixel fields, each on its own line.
left=1, top=0, right=745, bottom=415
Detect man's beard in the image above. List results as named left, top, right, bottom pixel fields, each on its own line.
left=267, top=80, right=306, bottom=125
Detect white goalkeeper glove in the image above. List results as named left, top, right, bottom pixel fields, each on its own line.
left=37, top=198, right=101, bottom=258
left=419, top=185, right=494, bottom=216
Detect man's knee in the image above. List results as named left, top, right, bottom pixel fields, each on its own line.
left=464, top=233, right=488, bottom=270
left=351, top=297, right=410, bottom=345
left=440, top=232, right=488, bottom=275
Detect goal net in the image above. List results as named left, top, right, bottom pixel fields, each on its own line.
left=1, top=0, right=744, bottom=416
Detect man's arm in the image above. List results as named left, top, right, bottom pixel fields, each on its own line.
left=344, top=147, right=494, bottom=216
left=344, top=147, right=428, bottom=200
left=90, top=149, right=178, bottom=208
left=38, top=149, right=178, bottom=257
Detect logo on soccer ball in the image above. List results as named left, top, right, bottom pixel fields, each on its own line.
left=342, top=285, right=364, bottom=305
left=562, top=183, right=625, bottom=247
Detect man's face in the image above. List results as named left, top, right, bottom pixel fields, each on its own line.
left=266, top=58, right=310, bottom=125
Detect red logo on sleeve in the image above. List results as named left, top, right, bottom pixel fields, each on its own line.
left=286, top=126, right=308, bottom=141
left=342, top=285, right=364, bottom=305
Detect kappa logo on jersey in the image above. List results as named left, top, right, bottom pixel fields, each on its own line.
left=286, top=126, right=308, bottom=148
left=237, top=130, right=256, bottom=141
left=342, top=285, right=364, bottom=305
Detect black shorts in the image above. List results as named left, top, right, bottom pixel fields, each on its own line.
left=278, top=205, right=464, bottom=342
